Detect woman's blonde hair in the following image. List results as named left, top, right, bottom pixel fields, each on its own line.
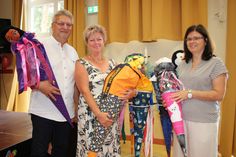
left=83, top=24, right=107, bottom=44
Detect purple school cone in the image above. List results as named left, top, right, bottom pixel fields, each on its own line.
left=162, top=91, right=187, bottom=157
left=50, top=81, right=73, bottom=127
left=37, top=44, right=73, bottom=127
left=12, top=32, right=73, bottom=127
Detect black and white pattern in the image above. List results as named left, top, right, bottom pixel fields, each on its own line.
left=90, top=94, right=123, bottom=152
left=76, top=58, right=121, bottom=157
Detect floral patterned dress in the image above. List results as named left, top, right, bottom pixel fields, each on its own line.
left=76, top=58, right=121, bottom=157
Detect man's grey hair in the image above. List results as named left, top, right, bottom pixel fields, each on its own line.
left=52, top=9, right=73, bottom=24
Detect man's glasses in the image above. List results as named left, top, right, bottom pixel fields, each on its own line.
left=54, top=22, right=73, bottom=27
left=185, top=36, right=204, bottom=42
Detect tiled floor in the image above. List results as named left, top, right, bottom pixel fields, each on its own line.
left=121, top=140, right=171, bottom=157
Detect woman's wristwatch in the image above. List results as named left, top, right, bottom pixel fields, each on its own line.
left=187, top=90, right=192, bottom=99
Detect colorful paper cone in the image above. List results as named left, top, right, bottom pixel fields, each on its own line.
left=162, top=91, right=187, bottom=157
left=159, top=106, right=172, bottom=157
left=152, top=80, right=172, bottom=157
left=129, top=91, right=153, bottom=157
left=11, top=32, right=73, bottom=126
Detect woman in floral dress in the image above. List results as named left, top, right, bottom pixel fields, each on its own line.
left=75, top=24, right=136, bottom=157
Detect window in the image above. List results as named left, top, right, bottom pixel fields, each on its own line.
left=27, top=0, right=64, bottom=37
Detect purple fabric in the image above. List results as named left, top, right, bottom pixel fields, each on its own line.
left=11, top=32, right=73, bottom=126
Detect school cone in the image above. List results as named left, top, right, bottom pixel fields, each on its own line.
left=162, top=91, right=187, bottom=157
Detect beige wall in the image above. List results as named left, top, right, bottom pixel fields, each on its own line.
left=208, top=0, right=227, bottom=61
left=85, top=0, right=98, bottom=26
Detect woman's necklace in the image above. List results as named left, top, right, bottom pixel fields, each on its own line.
left=88, top=55, right=104, bottom=64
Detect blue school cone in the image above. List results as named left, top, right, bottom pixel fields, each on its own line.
left=159, top=106, right=172, bottom=157
left=152, top=80, right=172, bottom=157
left=129, top=91, right=153, bottom=157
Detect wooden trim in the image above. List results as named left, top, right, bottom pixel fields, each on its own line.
left=0, top=69, right=13, bottom=73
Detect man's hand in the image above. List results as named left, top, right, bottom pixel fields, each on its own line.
left=38, top=80, right=60, bottom=101
left=71, top=115, right=78, bottom=123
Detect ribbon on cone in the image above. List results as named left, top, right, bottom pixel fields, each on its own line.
left=11, top=32, right=73, bottom=126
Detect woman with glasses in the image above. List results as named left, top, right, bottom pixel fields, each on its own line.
left=170, top=24, right=228, bottom=157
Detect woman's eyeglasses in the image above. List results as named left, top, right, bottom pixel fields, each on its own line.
left=185, top=36, right=204, bottom=42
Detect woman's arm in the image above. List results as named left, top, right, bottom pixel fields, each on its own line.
left=74, top=61, right=112, bottom=127
left=172, top=73, right=228, bottom=102
left=190, top=73, right=227, bottom=101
